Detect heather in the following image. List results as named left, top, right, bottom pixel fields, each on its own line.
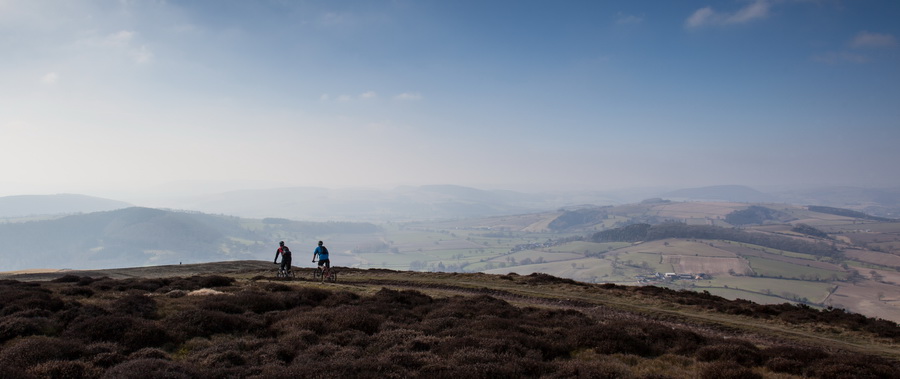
left=1, top=272, right=898, bottom=378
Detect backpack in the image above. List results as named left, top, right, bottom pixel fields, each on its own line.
left=281, top=246, right=291, bottom=255
left=319, top=246, right=328, bottom=256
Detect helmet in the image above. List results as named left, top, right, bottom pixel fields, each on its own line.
left=279, top=241, right=285, bottom=246
left=318, top=241, right=323, bottom=246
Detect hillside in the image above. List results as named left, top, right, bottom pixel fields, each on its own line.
left=0, top=208, right=379, bottom=271
left=1, top=262, right=898, bottom=378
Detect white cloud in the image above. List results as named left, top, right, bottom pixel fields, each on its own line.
left=360, top=91, right=377, bottom=99
left=394, top=92, right=422, bottom=101
left=851, top=31, right=898, bottom=49
left=41, top=72, right=59, bottom=84
left=686, top=0, right=770, bottom=28
left=686, top=7, right=715, bottom=28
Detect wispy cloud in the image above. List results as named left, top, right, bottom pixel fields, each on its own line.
left=851, top=31, right=898, bottom=49
left=686, top=0, right=770, bottom=28
left=360, top=91, right=378, bottom=99
left=813, top=31, right=897, bottom=65
left=394, top=92, right=422, bottom=101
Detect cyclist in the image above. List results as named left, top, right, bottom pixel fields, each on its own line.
left=312, top=240, right=330, bottom=270
left=274, top=241, right=292, bottom=274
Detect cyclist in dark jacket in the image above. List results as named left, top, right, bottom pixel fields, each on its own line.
left=274, top=241, right=292, bottom=273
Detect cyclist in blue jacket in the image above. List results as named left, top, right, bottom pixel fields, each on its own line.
left=313, top=240, right=330, bottom=269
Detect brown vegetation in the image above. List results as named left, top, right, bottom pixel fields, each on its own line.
left=1, top=271, right=899, bottom=378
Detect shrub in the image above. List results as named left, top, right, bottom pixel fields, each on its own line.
left=425, top=295, right=521, bottom=320
left=27, top=360, right=99, bottom=379
left=695, top=342, right=762, bottom=367
left=83, top=342, right=127, bottom=368
left=764, top=357, right=805, bottom=375
left=0, top=286, right=65, bottom=316
left=111, top=293, right=158, bottom=319
left=0, top=316, right=56, bottom=342
left=128, top=347, right=171, bottom=361
left=0, top=336, right=83, bottom=370
left=198, top=275, right=235, bottom=288
left=101, top=358, right=197, bottom=379
left=263, top=283, right=292, bottom=292
left=370, top=328, right=425, bottom=352
left=806, top=353, right=900, bottom=378
left=544, top=358, right=631, bottom=379
left=569, top=323, right=654, bottom=357
left=163, top=309, right=262, bottom=341
left=60, top=287, right=95, bottom=297
left=698, top=361, right=762, bottom=379
left=51, top=275, right=83, bottom=283
left=526, top=272, right=584, bottom=286
left=293, top=287, right=333, bottom=306
left=63, top=315, right=169, bottom=351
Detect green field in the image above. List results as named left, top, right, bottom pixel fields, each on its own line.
left=614, top=251, right=672, bottom=273
left=746, top=256, right=848, bottom=281
left=697, top=276, right=834, bottom=304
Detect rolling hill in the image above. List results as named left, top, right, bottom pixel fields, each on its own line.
left=0, top=207, right=379, bottom=271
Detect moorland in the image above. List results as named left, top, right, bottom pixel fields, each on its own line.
left=1, top=262, right=899, bottom=378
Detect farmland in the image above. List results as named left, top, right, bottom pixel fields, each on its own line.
left=314, top=201, right=900, bottom=323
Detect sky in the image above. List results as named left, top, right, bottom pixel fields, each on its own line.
left=2, top=0, right=899, bottom=198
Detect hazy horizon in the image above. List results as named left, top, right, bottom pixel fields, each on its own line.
left=3, top=1, right=899, bottom=198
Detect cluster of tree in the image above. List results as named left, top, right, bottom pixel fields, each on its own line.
left=548, top=209, right=608, bottom=231
left=807, top=205, right=896, bottom=222
left=791, top=223, right=830, bottom=239
left=724, top=206, right=790, bottom=226
left=591, top=223, right=840, bottom=258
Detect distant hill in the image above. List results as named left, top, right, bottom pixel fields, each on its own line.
left=776, top=186, right=900, bottom=218
left=0, top=207, right=379, bottom=271
left=162, top=185, right=553, bottom=221
left=661, top=185, right=778, bottom=203
left=0, top=194, right=132, bottom=218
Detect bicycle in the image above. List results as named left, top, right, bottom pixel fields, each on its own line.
left=312, top=260, right=337, bottom=283
left=274, top=261, right=296, bottom=279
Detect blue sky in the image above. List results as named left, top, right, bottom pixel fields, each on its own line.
left=1, top=0, right=898, bottom=197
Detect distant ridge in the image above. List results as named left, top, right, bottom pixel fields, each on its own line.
left=661, top=185, right=778, bottom=203
left=0, top=194, right=132, bottom=218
